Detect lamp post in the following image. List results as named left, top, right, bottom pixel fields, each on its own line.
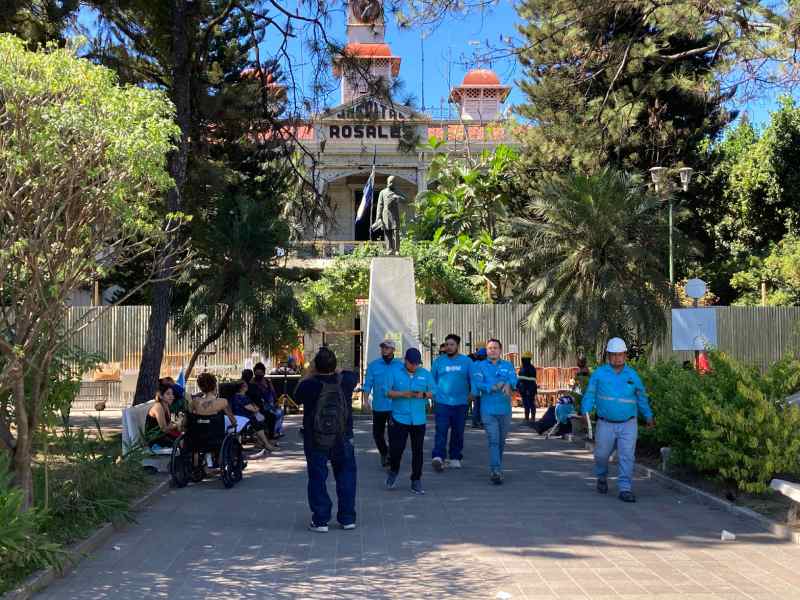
left=649, top=166, right=694, bottom=289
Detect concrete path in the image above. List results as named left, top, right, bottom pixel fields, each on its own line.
left=36, top=417, right=800, bottom=600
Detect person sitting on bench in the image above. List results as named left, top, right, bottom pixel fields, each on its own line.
left=145, top=382, right=181, bottom=450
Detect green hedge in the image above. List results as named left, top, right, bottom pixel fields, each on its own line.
left=637, top=353, right=800, bottom=493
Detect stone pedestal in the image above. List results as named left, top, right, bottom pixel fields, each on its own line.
left=365, top=257, right=419, bottom=366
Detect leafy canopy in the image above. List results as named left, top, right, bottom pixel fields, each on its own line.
left=507, top=168, right=673, bottom=360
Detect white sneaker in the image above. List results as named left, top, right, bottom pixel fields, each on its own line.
left=341, top=523, right=357, bottom=530
left=448, top=459, right=462, bottom=469
left=249, top=449, right=268, bottom=459
left=308, top=523, right=328, bottom=533
left=432, top=457, right=445, bottom=472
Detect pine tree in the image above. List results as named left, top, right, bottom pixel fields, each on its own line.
left=515, top=0, right=742, bottom=173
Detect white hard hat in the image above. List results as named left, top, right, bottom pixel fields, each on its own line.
left=606, top=337, right=628, bottom=353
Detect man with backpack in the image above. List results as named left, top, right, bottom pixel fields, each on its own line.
left=294, top=347, right=359, bottom=532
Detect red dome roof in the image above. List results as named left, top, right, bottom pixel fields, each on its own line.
left=462, top=68, right=501, bottom=86
left=343, top=42, right=394, bottom=58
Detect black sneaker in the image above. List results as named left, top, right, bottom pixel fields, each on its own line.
left=619, top=491, right=636, bottom=503
left=597, top=478, right=608, bottom=494
left=490, top=471, right=502, bottom=485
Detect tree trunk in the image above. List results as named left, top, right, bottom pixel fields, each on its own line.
left=133, top=0, right=193, bottom=405
left=133, top=280, right=173, bottom=405
left=11, top=363, right=33, bottom=510
left=184, top=305, right=234, bottom=380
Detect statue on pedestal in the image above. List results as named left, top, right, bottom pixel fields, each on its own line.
left=372, top=175, right=404, bottom=254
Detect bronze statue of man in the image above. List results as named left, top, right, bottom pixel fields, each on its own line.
left=372, top=175, right=404, bottom=254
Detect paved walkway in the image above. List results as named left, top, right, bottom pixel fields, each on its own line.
left=37, top=417, right=800, bottom=600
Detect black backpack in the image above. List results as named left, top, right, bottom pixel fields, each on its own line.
left=313, top=374, right=348, bottom=449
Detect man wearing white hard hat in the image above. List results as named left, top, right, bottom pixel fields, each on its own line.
left=580, top=337, right=654, bottom=503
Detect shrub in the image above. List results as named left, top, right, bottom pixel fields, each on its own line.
left=637, top=353, right=800, bottom=493
left=0, top=454, right=64, bottom=593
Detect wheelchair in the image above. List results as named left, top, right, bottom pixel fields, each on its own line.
left=170, top=412, right=245, bottom=489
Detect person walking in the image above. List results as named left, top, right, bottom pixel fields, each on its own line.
left=472, top=339, right=517, bottom=485
left=294, top=347, right=359, bottom=532
left=580, top=337, right=654, bottom=503
left=469, top=345, right=487, bottom=428
left=430, top=334, right=472, bottom=471
left=386, top=348, right=435, bottom=495
left=362, top=339, right=403, bottom=468
left=517, top=352, right=538, bottom=423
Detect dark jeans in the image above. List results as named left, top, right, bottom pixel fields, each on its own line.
left=305, top=438, right=357, bottom=527
left=521, top=392, right=537, bottom=421
left=389, top=421, right=426, bottom=482
left=471, top=396, right=482, bottom=426
left=372, top=410, right=392, bottom=457
left=432, top=404, right=467, bottom=460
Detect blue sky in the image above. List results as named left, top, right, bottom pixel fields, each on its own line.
left=78, top=1, right=786, bottom=127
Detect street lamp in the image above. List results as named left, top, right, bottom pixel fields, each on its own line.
left=649, top=166, right=694, bottom=288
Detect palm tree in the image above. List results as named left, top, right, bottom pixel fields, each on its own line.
left=507, top=168, right=675, bottom=360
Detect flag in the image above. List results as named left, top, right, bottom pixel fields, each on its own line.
left=355, top=164, right=375, bottom=227
left=176, top=367, right=186, bottom=389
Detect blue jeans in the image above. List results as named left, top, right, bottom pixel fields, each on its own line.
left=305, top=438, right=357, bottom=526
left=594, top=418, right=638, bottom=492
left=471, top=396, right=482, bottom=425
left=483, top=413, right=511, bottom=472
left=432, top=404, right=468, bottom=460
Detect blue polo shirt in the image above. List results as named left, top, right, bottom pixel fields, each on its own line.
left=363, top=357, right=404, bottom=412
left=389, top=366, right=435, bottom=425
left=471, top=358, right=518, bottom=416
left=431, top=353, right=472, bottom=406
left=580, top=364, right=653, bottom=422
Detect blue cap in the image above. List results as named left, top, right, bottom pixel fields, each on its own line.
left=476, top=348, right=487, bottom=358
left=404, top=348, right=422, bottom=365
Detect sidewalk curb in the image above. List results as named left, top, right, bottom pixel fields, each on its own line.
left=2, top=476, right=170, bottom=600
left=579, top=438, right=800, bottom=545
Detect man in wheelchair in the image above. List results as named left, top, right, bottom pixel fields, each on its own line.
left=170, top=372, right=246, bottom=489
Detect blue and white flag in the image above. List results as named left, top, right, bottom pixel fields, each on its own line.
left=355, top=164, right=375, bottom=227
left=176, top=367, right=186, bottom=389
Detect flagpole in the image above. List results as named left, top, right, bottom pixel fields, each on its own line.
left=369, top=145, right=377, bottom=243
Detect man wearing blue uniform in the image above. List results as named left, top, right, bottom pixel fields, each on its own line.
left=581, top=337, right=655, bottom=503
left=362, top=339, right=403, bottom=468
left=386, top=348, right=435, bottom=495
left=471, top=339, right=518, bottom=485
left=431, top=334, right=472, bottom=471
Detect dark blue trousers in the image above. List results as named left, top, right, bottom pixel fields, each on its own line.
left=432, top=404, right=468, bottom=460
left=305, top=437, right=357, bottom=527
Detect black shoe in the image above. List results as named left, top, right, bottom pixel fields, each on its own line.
left=597, top=478, right=608, bottom=494
left=619, top=491, right=636, bottom=503
left=490, top=471, right=502, bottom=485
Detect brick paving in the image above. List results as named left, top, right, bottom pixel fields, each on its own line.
left=36, top=416, right=800, bottom=600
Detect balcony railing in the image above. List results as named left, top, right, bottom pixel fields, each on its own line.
left=285, top=240, right=376, bottom=259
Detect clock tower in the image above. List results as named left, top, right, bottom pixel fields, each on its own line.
left=347, top=0, right=384, bottom=43
left=333, top=1, right=400, bottom=104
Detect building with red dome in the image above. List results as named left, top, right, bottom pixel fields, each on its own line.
left=292, top=0, right=516, bottom=261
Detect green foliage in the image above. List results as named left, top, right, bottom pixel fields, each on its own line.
left=638, top=353, right=800, bottom=493
left=731, top=234, right=800, bottom=305
left=412, top=142, right=520, bottom=301
left=0, top=1, right=79, bottom=48
left=36, top=431, right=150, bottom=541
left=301, top=240, right=480, bottom=322
left=507, top=168, right=673, bottom=360
left=515, top=0, right=737, bottom=173
left=689, top=100, right=800, bottom=304
left=0, top=453, right=64, bottom=593
left=174, top=150, right=310, bottom=368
